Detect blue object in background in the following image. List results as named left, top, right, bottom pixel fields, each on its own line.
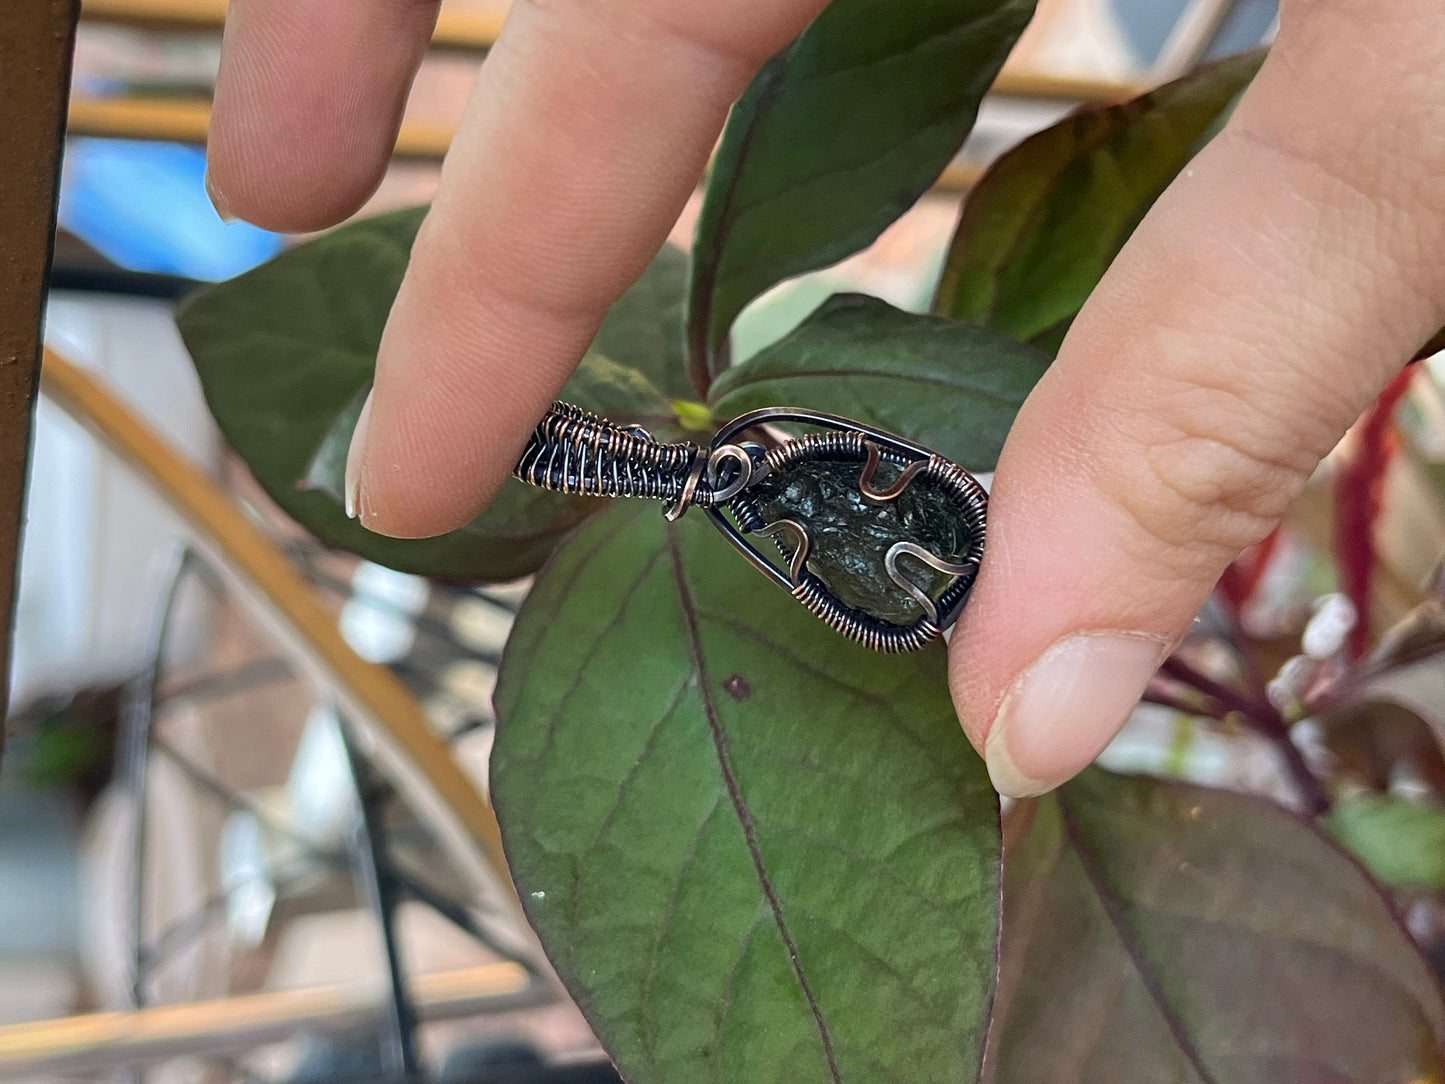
left=58, top=138, right=284, bottom=281
left=1108, top=0, right=1276, bottom=67
left=1108, top=0, right=1190, bottom=64
left=1202, top=0, right=1278, bottom=61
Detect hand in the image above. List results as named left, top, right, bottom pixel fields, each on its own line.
left=207, top=0, right=1445, bottom=797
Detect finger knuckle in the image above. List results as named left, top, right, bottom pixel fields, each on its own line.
left=1096, top=382, right=1318, bottom=575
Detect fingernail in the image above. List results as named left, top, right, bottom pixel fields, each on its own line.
left=984, top=632, right=1165, bottom=798
left=204, top=168, right=237, bottom=223
left=344, top=392, right=373, bottom=521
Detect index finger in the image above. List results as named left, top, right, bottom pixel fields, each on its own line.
left=347, top=0, right=830, bottom=538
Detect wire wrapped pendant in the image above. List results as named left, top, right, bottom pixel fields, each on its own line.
left=514, top=402, right=987, bottom=652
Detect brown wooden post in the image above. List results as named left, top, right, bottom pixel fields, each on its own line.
left=0, top=0, right=80, bottom=737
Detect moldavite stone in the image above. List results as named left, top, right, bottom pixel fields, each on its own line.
left=749, top=458, right=968, bottom=625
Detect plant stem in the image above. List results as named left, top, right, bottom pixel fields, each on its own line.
left=1159, top=654, right=1331, bottom=817
left=1158, top=655, right=1261, bottom=721
left=1217, top=597, right=1270, bottom=702
left=1143, top=682, right=1229, bottom=721
left=1308, top=637, right=1445, bottom=715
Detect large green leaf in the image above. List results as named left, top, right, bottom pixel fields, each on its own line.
left=178, top=208, right=688, bottom=580
left=987, top=769, right=1445, bottom=1083
left=935, top=51, right=1264, bottom=349
left=709, top=293, right=1049, bottom=472
left=687, top=0, right=1037, bottom=383
left=492, top=503, right=1000, bottom=1084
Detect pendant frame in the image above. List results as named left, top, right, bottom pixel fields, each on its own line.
left=703, top=407, right=988, bottom=653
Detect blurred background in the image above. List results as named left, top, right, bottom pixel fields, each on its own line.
left=17, top=0, right=1402, bottom=1080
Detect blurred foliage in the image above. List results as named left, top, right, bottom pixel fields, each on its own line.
left=990, top=770, right=1445, bottom=1082
left=934, top=50, right=1263, bottom=350
left=1329, top=793, right=1445, bottom=890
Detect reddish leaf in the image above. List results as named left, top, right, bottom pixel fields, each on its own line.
left=987, top=770, right=1445, bottom=1083
left=1217, top=526, right=1281, bottom=615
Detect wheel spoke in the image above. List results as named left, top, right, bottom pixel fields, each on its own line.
left=139, top=854, right=320, bottom=974
left=139, top=888, right=230, bottom=973
left=157, top=656, right=295, bottom=710
left=151, top=737, right=349, bottom=873
left=446, top=715, right=491, bottom=743
left=342, top=726, right=421, bottom=1077
left=390, top=863, right=532, bottom=971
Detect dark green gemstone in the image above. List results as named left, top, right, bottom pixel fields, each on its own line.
left=749, top=458, right=968, bottom=624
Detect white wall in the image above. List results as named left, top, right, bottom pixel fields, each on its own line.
left=11, top=292, right=219, bottom=708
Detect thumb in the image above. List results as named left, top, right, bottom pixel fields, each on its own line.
left=949, top=2, right=1445, bottom=797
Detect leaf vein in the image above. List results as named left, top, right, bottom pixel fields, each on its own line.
left=714, top=908, right=769, bottom=1073
left=638, top=795, right=726, bottom=1065
left=1056, top=791, right=1223, bottom=1084
left=664, top=526, right=844, bottom=1083
left=528, top=524, right=664, bottom=773
left=755, top=812, right=979, bottom=918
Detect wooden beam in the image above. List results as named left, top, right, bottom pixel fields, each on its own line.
left=0, top=961, right=535, bottom=1074
left=991, top=68, right=1138, bottom=103
left=431, top=7, right=508, bottom=52
left=935, top=160, right=987, bottom=196
left=80, top=0, right=228, bottom=33
left=79, top=0, right=506, bottom=51
left=78, top=0, right=1140, bottom=103
left=67, top=94, right=209, bottom=144
left=1154, top=0, right=1244, bottom=79
left=0, top=0, right=82, bottom=731
left=67, top=95, right=458, bottom=161
left=67, top=94, right=998, bottom=193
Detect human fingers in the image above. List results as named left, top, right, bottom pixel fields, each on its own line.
left=949, top=0, right=1445, bottom=796
left=346, top=0, right=830, bottom=536
left=206, top=0, right=440, bottom=231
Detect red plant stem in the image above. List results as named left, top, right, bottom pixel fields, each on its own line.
left=1159, top=655, right=1263, bottom=720
left=1143, top=683, right=1229, bottom=721
left=1219, top=598, right=1271, bottom=704
left=1159, top=655, right=1331, bottom=817
left=1332, top=364, right=1417, bottom=660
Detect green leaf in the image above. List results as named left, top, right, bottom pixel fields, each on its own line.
left=688, top=0, right=1037, bottom=382
left=987, top=769, right=1445, bottom=1083
left=492, top=503, right=1000, bottom=1084
left=593, top=242, right=694, bottom=401
left=300, top=383, right=369, bottom=499
left=709, top=294, right=1049, bottom=471
left=935, top=51, right=1264, bottom=346
left=178, top=208, right=685, bottom=580
left=1328, top=793, right=1445, bottom=890
left=560, top=350, right=675, bottom=423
